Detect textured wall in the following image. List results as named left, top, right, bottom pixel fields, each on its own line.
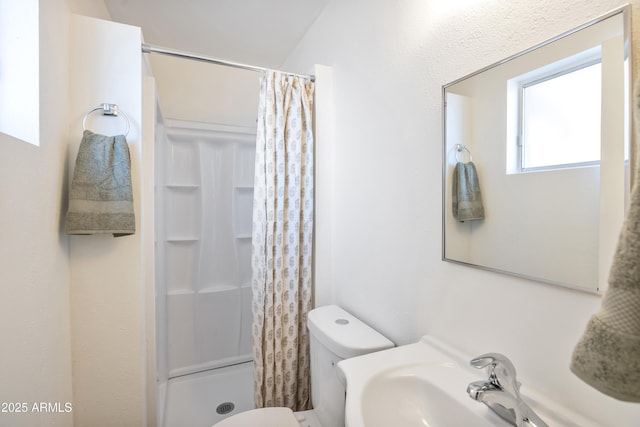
left=284, top=1, right=640, bottom=425
left=68, top=15, right=146, bottom=427
left=0, top=0, right=74, bottom=426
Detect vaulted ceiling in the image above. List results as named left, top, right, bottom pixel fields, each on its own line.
left=103, top=0, right=330, bottom=68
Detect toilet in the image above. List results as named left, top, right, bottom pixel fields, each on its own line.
left=213, top=305, right=394, bottom=427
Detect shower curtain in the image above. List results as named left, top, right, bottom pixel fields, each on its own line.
left=251, top=71, right=315, bottom=410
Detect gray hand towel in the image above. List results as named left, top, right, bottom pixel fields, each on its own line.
left=570, top=80, right=640, bottom=401
left=452, top=161, right=485, bottom=222
left=64, top=130, right=135, bottom=237
left=570, top=165, right=640, bottom=401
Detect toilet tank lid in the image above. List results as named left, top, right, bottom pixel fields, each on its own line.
left=307, top=305, right=394, bottom=359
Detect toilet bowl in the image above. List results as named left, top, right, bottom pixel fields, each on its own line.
left=213, top=407, right=299, bottom=427
left=213, top=305, right=394, bottom=427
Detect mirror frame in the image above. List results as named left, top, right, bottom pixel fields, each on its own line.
left=441, top=5, right=632, bottom=293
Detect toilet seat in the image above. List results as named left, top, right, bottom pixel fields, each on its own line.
left=212, top=407, right=299, bottom=427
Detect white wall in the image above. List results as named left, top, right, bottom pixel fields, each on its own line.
left=284, top=1, right=640, bottom=425
left=142, top=71, right=159, bottom=427
left=69, top=0, right=111, bottom=19
left=0, top=2, right=157, bottom=426
left=149, top=55, right=260, bottom=127
left=68, top=15, right=148, bottom=427
left=0, top=0, right=74, bottom=425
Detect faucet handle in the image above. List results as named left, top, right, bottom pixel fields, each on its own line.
left=470, top=353, right=520, bottom=396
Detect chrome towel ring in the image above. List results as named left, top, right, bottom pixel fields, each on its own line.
left=82, top=103, right=130, bottom=136
left=455, top=143, right=473, bottom=163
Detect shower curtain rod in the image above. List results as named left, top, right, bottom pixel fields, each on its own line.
left=141, top=43, right=315, bottom=82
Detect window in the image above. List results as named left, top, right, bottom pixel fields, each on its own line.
left=517, top=58, right=601, bottom=171
left=0, top=0, right=39, bottom=146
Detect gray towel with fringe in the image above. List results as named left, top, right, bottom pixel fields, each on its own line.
left=570, top=81, right=640, bottom=401
left=65, top=130, right=135, bottom=237
left=570, top=170, right=640, bottom=401
left=452, top=161, right=485, bottom=222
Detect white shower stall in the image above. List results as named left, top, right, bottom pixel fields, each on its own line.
left=155, top=119, right=257, bottom=426
left=159, top=120, right=255, bottom=374
left=151, top=54, right=261, bottom=426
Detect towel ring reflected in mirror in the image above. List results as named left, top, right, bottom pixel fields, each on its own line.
left=455, top=144, right=473, bottom=163
left=82, top=103, right=130, bottom=136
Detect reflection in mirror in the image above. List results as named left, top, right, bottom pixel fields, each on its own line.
left=442, top=6, right=631, bottom=293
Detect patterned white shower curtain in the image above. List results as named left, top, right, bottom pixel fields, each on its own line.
left=251, top=71, right=315, bottom=411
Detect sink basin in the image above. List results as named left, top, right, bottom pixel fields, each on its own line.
left=361, top=363, right=505, bottom=427
left=337, top=335, right=599, bottom=427
left=338, top=336, right=511, bottom=427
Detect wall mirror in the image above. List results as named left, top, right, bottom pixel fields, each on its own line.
left=442, top=6, right=631, bottom=293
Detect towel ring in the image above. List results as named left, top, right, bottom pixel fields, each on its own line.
left=82, top=103, right=130, bottom=136
left=455, top=144, right=473, bottom=163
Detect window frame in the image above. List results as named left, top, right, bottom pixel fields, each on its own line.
left=516, top=57, right=602, bottom=173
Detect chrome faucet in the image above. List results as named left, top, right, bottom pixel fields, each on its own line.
left=467, top=353, right=548, bottom=427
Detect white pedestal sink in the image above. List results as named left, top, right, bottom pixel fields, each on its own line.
left=337, top=336, right=598, bottom=427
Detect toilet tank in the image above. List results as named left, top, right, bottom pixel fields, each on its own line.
left=307, top=305, right=394, bottom=427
